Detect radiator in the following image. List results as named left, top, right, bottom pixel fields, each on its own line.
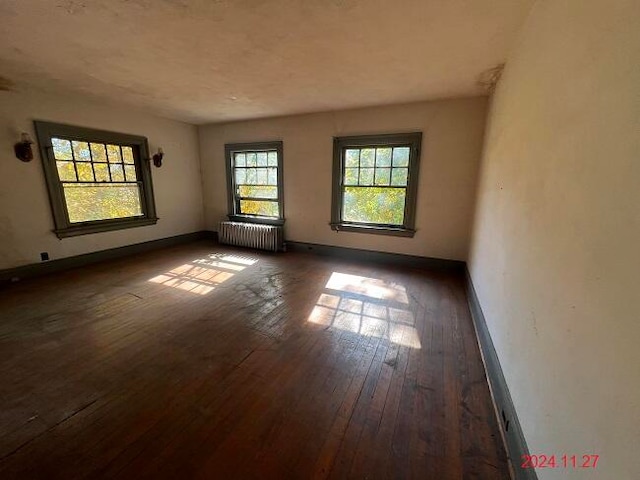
left=218, top=221, right=283, bottom=252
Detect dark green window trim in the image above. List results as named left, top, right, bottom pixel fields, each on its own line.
left=225, top=141, right=285, bottom=226
left=34, top=121, right=158, bottom=239
left=330, top=132, right=422, bottom=237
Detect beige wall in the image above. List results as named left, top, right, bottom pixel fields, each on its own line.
left=0, top=89, right=204, bottom=270
left=199, top=98, right=487, bottom=261
left=468, top=1, right=640, bottom=479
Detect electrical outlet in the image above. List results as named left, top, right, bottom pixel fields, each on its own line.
left=40, top=252, right=49, bottom=261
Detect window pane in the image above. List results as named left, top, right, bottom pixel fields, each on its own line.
left=245, top=168, right=257, bottom=184
left=360, top=148, right=375, bottom=167
left=344, top=168, right=359, bottom=185
left=52, top=138, right=73, bottom=160
left=391, top=167, right=408, bottom=186
left=392, top=147, right=410, bottom=167
left=227, top=142, right=282, bottom=220
left=342, top=187, right=406, bottom=225
left=124, top=165, right=137, bottom=181
left=359, top=168, right=374, bottom=185
left=110, top=164, right=125, bottom=181
left=63, top=183, right=143, bottom=223
left=235, top=153, right=246, bottom=167
left=374, top=167, right=391, bottom=186
left=332, top=133, right=420, bottom=234
left=72, top=141, right=91, bottom=162
left=106, top=145, right=122, bottom=163
left=90, top=143, right=107, bottom=163
left=122, top=146, right=135, bottom=164
left=256, top=168, right=268, bottom=185
left=56, top=161, right=76, bottom=181
left=94, top=163, right=110, bottom=182
left=376, top=148, right=392, bottom=167
left=36, top=121, right=156, bottom=237
left=239, top=200, right=279, bottom=217
left=238, top=185, right=278, bottom=199
left=267, top=167, right=277, bottom=185
left=77, top=162, right=94, bottom=181
left=235, top=168, right=246, bottom=184
left=345, top=149, right=360, bottom=167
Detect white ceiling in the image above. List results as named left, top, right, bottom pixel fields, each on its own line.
left=0, top=0, right=534, bottom=124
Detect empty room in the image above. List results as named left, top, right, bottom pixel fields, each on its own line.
left=0, top=1, right=637, bottom=479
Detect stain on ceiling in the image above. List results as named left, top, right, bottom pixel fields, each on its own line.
left=0, top=0, right=534, bottom=124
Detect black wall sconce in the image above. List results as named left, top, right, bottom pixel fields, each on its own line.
left=152, top=147, right=164, bottom=168
left=14, top=132, right=34, bottom=162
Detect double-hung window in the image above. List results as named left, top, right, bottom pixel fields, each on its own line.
left=35, top=121, right=157, bottom=238
left=225, top=141, right=284, bottom=225
left=331, top=132, right=422, bottom=237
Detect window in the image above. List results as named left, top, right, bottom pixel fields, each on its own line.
left=225, top=141, right=284, bottom=225
left=331, top=132, right=422, bottom=237
left=34, top=121, right=157, bottom=238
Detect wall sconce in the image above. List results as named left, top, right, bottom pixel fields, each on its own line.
left=152, top=147, right=164, bottom=168
left=14, top=132, right=34, bottom=162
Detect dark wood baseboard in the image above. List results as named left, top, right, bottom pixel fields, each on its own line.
left=0, top=231, right=217, bottom=285
left=2, top=233, right=460, bottom=284
left=465, top=269, right=537, bottom=480
left=286, top=241, right=465, bottom=271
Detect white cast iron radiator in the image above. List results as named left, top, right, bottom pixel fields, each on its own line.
left=218, top=222, right=283, bottom=252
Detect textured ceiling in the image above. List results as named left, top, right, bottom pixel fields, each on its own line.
left=0, top=0, right=534, bottom=124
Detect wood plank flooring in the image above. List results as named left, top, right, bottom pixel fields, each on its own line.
left=0, top=241, right=509, bottom=479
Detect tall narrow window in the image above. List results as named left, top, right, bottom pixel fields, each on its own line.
left=225, top=141, right=284, bottom=225
left=34, top=121, right=157, bottom=238
left=331, top=133, right=422, bottom=237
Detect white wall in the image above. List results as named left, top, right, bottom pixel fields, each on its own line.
left=468, top=1, right=640, bottom=479
left=199, top=98, right=487, bottom=261
left=0, top=89, right=204, bottom=270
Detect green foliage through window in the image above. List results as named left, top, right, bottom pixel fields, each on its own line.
left=35, top=121, right=157, bottom=238
left=52, top=137, right=142, bottom=224
left=240, top=200, right=279, bottom=217
left=231, top=148, right=281, bottom=218
left=331, top=133, right=421, bottom=236
left=64, top=184, right=143, bottom=223
left=340, top=146, right=410, bottom=225
left=343, top=187, right=406, bottom=225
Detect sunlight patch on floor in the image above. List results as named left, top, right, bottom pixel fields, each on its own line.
left=148, top=253, right=258, bottom=295
left=325, top=272, right=409, bottom=304
left=308, top=272, right=421, bottom=349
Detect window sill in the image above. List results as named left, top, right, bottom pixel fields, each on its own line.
left=227, top=215, right=285, bottom=226
left=329, top=222, right=415, bottom=237
left=54, top=217, right=158, bottom=238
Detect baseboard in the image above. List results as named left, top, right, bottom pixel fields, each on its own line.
left=286, top=241, right=465, bottom=271
left=0, top=231, right=216, bottom=285
left=465, top=269, right=537, bottom=480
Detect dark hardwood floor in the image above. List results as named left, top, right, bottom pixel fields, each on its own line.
left=0, top=241, right=509, bottom=479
